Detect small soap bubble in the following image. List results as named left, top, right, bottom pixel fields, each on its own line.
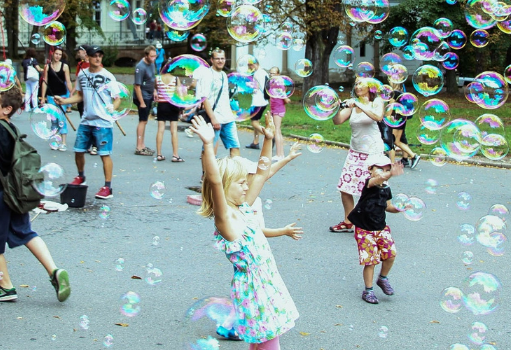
left=99, top=205, right=111, bottom=220
left=306, top=133, right=325, bottom=153
left=392, top=193, right=409, bottom=212
left=51, top=334, right=57, bottom=341
left=150, top=181, right=166, bottom=199
left=424, top=179, right=438, bottom=194
left=449, top=345, right=468, bottom=350
left=257, top=156, right=271, bottom=170
left=378, top=326, right=389, bottom=338
left=430, top=147, right=448, bottom=167
left=48, top=135, right=62, bottom=150
left=31, top=33, right=41, bottom=44
left=79, top=315, right=90, bottom=330
left=462, top=271, right=501, bottom=316
left=374, top=30, right=383, bottom=40
left=462, top=251, right=474, bottom=265
left=31, top=285, right=37, bottom=291
left=440, top=287, right=464, bottom=313
left=349, top=324, right=354, bottom=331
left=152, top=236, right=160, bottom=246
left=115, top=258, right=125, bottom=271
left=488, top=204, right=509, bottom=222
left=264, top=199, right=273, bottom=210
left=145, top=266, right=163, bottom=285
left=190, top=33, right=207, bottom=51
left=120, top=291, right=141, bottom=317
left=103, top=334, right=114, bottom=347
left=404, top=197, right=426, bottom=221
left=93, top=162, right=98, bottom=168
left=338, top=86, right=344, bottom=92
left=457, top=224, right=476, bottom=246
left=456, top=192, right=471, bottom=210
left=468, top=321, right=488, bottom=346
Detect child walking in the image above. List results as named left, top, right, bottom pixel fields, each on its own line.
left=347, top=154, right=403, bottom=304
left=191, top=114, right=299, bottom=349
left=269, top=67, right=291, bottom=162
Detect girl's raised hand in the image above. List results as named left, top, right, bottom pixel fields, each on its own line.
left=190, top=115, right=215, bottom=144
left=288, top=142, right=302, bottom=160
left=261, top=111, right=275, bottom=140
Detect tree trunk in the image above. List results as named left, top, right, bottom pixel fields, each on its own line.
left=445, top=69, right=457, bottom=94
left=60, top=11, right=78, bottom=66
left=4, top=0, right=19, bottom=59
left=304, top=26, right=339, bottom=93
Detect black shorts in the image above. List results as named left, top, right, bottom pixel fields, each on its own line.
left=134, top=98, right=153, bottom=122
left=251, top=106, right=266, bottom=121
left=156, top=102, right=180, bottom=122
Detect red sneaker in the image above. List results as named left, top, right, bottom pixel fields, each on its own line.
left=70, top=176, right=86, bottom=185
left=95, top=186, right=113, bottom=199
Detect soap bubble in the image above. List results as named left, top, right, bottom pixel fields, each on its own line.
left=434, top=17, right=454, bottom=38
left=465, top=81, right=485, bottom=104
left=430, top=147, right=448, bottom=166
left=158, top=0, right=210, bottom=31
left=120, top=291, right=141, bottom=317
left=386, top=64, right=408, bottom=84
left=226, top=5, right=264, bottom=43
left=145, top=265, right=163, bottom=285
left=449, top=345, right=468, bottom=350
left=294, top=59, right=313, bottom=77
left=31, top=33, right=41, bottom=44
left=392, top=193, right=409, bottom=212
left=257, top=156, right=270, bottom=170
left=380, top=53, right=402, bottom=75
left=344, top=0, right=376, bottom=22
left=470, top=29, right=490, bottom=47
left=462, top=250, right=474, bottom=264
left=374, top=30, right=383, bottom=39
left=131, top=8, right=147, bottom=25
left=440, top=119, right=481, bottom=161
left=292, top=38, right=305, bottom=51
left=190, top=33, right=207, bottom=51
left=396, top=92, right=418, bottom=117
left=465, top=0, right=497, bottom=30
left=48, top=134, right=63, bottom=150
left=150, top=181, right=166, bottom=200
left=307, top=133, right=325, bottom=153
left=379, top=84, right=393, bottom=101
left=115, top=258, right=125, bottom=271
left=166, top=29, right=190, bottom=41
left=227, top=73, right=261, bottom=122
left=447, top=29, right=467, bottom=49
left=488, top=204, right=509, bottom=222
left=333, top=45, right=355, bottom=67
left=99, top=205, right=111, bottom=220
left=457, top=224, right=476, bottom=246
left=160, top=55, right=209, bottom=107
left=475, top=215, right=507, bottom=254
left=19, top=0, right=66, bottom=26
left=410, top=27, right=443, bottom=60
left=440, top=287, right=464, bottom=313
left=265, top=76, right=295, bottom=99
left=152, top=236, right=160, bottom=246
left=424, top=179, right=438, bottom=194
left=109, top=0, right=130, bottom=21
left=368, top=0, right=390, bottom=24
left=96, top=81, right=132, bottom=121
left=388, top=27, right=408, bottom=47
left=416, top=121, right=442, bottom=145
left=42, top=21, right=66, bottom=46
left=403, top=197, right=426, bottom=221
left=442, top=52, right=459, bottom=70
left=79, top=315, right=90, bottom=330
left=383, top=103, right=406, bottom=128
left=303, top=85, right=340, bottom=121
left=217, top=0, right=235, bottom=17
left=378, top=326, right=389, bottom=339
left=472, top=71, right=509, bottom=110
left=462, top=271, right=501, bottom=315
left=103, top=334, right=114, bottom=347
left=355, top=62, right=375, bottom=78
left=456, top=192, right=472, bottom=210
left=497, top=17, right=511, bottom=33
left=264, top=199, right=273, bottom=210
left=236, top=54, right=258, bottom=75
left=412, top=65, right=444, bottom=97
left=34, top=163, right=67, bottom=197
left=468, top=321, right=488, bottom=345
left=275, top=31, right=292, bottom=50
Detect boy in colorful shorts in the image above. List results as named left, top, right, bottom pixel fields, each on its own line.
left=347, top=154, right=403, bottom=304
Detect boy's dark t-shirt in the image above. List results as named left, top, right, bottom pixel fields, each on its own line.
left=0, top=120, right=16, bottom=189
left=348, top=178, right=392, bottom=231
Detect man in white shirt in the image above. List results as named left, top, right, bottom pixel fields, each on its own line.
left=245, top=60, right=269, bottom=149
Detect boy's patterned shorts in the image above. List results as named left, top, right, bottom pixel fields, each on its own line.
left=354, top=225, right=397, bottom=266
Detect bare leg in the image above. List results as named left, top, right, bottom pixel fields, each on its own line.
left=250, top=119, right=264, bottom=145
left=101, top=155, right=113, bottom=182
left=363, top=264, right=376, bottom=288
left=258, top=336, right=280, bottom=350
left=61, top=133, right=67, bottom=146
left=229, top=148, right=240, bottom=157
left=136, top=120, right=148, bottom=150
left=249, top=344, right=258, bottom=350
left=273, top=115, right=284, bottom=158
left=388, top=149, right=395, bottom=164
left=341, top=191, right=354, bottom=222
left=156, top=120, right=165, bottom=156
left=393, top=129, right=415, bottom=158
left=0, top=254, right=14, bottom=289
left=380, top=257, right=395, bottom=277
left=170, top=121, right=179, bottom=158
left=25, top=237, right=57, bottom=276
left=75, top=152, right=85, bottom=173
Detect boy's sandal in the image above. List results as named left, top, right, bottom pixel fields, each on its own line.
left=157, top=155, right=165, bottom=161
left=172, top=156, right=185, bottom=162
left=329, top=221, right=354, bottom=232
left=135, top=148, right=154, bottom=156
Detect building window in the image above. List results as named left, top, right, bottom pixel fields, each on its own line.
left=360, top=41, right=366, bottom=57
left=93, top=1, right=101, bottom=27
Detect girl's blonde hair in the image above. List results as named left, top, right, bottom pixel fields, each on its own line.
left=198, top=157, right=248, bottom=218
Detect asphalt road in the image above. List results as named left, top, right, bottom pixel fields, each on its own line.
left=1, top=110, right=510, bottom=350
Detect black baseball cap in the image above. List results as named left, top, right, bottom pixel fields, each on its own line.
left=86, top=46, right=104, bottom=56
left=74, top=45, right=90, bottom=52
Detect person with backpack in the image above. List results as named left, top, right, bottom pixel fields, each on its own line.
left=245, top=59, right=269, bottom=150
left=0, top=86, right=71, bottom=303
left=21, top=47, right=43, bottom=112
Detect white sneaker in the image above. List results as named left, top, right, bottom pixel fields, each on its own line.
left=185, top=128, right=194, bottom=138
left=58, top=144, right=67, bottom=152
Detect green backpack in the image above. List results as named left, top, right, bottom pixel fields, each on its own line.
left=0, top=120, right=44, bottom=214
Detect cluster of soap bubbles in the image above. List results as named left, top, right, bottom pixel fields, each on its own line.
left=392, top=193, right=426, bottom=221
left=184, top=296, right=235, bottom=349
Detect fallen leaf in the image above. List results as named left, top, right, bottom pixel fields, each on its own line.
left=20, top=284, right=29, bottom=288
left=336, top=305, right=343, bottom=308
left=53, top=316, right=61, bottom=319
left=334, top=323, right=343, bottom=326
left=115, top=323, right=129, bottom=327
left=299, top=332, right=310, bottom=336
left=131, top=275, right=142, bottom=280
left=430, top=320, right=440, bottom=324
left=17, top=317, right=23, bottom=320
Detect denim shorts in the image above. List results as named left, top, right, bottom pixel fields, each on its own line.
left=74, top=124, right=113, bottom=156
left=0, top=191, right=38, bottom=254
left=214, top=121, right=240, bottom=150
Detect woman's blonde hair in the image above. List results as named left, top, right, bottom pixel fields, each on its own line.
left=198, top=157, right=248, bottom=218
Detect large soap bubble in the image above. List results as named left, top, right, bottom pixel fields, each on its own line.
left=388, top=26, right=408, bottom=47
left=303, top=85, right=340, bottom=121
left=109, top=0, right=130, bottom=21
left=0, top=62, right=17, bottom=92
left=418, top=99, right=451, bottom=129
left=158, top=0, right=209, bottom=31
left=30, top=104, right=63, bottom=139
left=227, top=72, right=261, bottom=122
left=475, top=113, right=505, bottom=138
left=367, top=0, right=390, bottom=24
left=265, top=76, right=295, bottom=99
left=42, top=21, right=66, bottom=46
left=34, top=162, right=67, bottom=197
left=480, top=134, right=509, bottom=160
left=447, top=29, right=468, bottom=49
left=160, top=54, right=209, bottom=108
left=472, top=71, right=509, bottom=109
left=410, top=27, right=443, bottom=60
left=412, top=65, right=444, bottom=97
left=333, top=45, right=355, bottom=67
left=96, top=82, right=132, bottom=121
left=462, top=271, right=501, bottom=315
left=294, top=59, right=313, bottom=77
left=227, top=5, right=264, bottom=43
left=434, top=18, right=454, bottom=38
left=465, top=0, right=497, bottom=29
left=344, top=0, right=376, bottom=23
left=440, top=119, right=480, bottom=161
left=380, top=52, right=402, bottom=75
left=19, top=0, right=66, bottom=26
